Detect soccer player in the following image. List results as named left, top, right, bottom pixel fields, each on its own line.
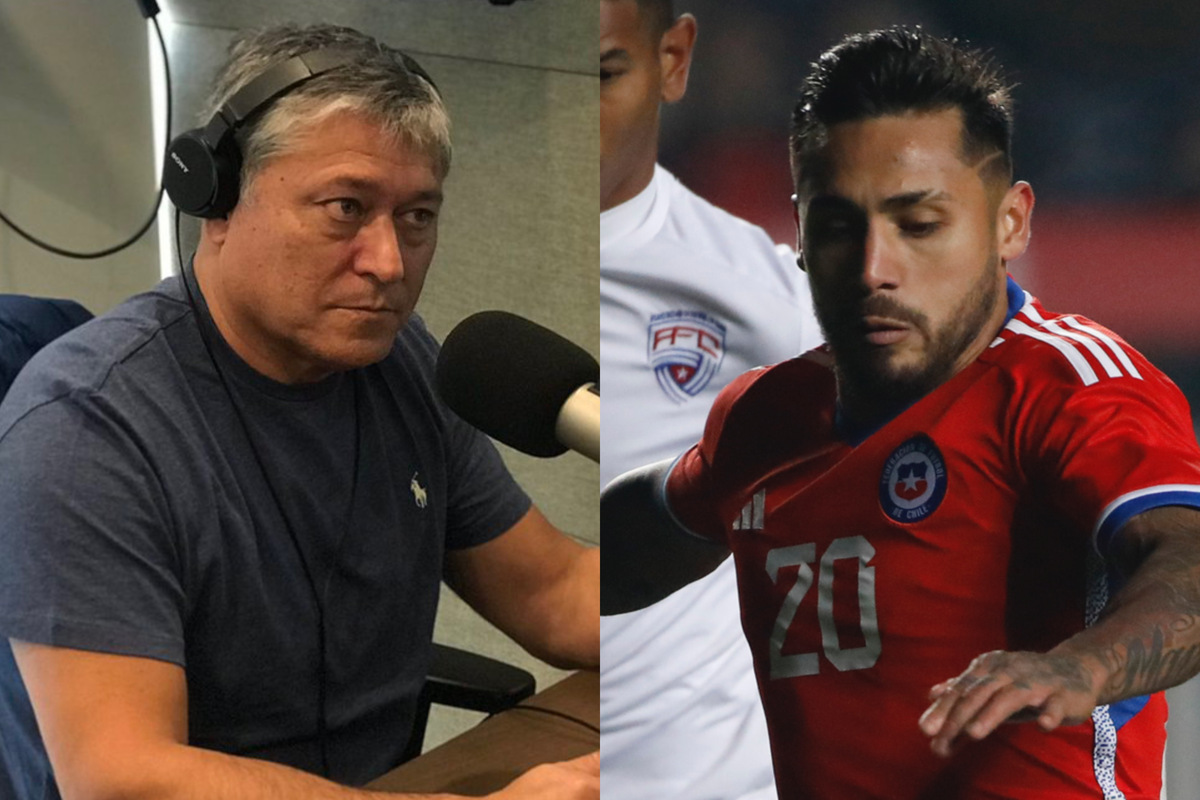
left=600, top=0, right=821, bottom=797
left=602, top=26, right=1200, bottom=798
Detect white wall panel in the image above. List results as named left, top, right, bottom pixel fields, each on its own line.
left=0, top=1, right=160, bottom=310
left=168, top=0, right=590, bottom=73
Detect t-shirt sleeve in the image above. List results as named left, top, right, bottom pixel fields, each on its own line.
left=1027, top=361, right=1200, bottom=558
left=0, top=395, right=186, bottom=665
left=440, top=405, right=533, bottom=550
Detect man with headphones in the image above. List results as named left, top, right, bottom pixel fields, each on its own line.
left=0, top=24, right=598, bottom=800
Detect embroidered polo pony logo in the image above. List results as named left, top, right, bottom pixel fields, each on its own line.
left=410, top=473, right=428, bottom=509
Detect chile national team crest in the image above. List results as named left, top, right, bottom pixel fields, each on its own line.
left=879, top=434, right=947, bottom=523
left=647, top=310, right=727, bottom=403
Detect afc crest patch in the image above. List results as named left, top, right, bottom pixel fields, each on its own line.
left=879, top=434, right=947, bottom=523
left=647, top=310, right=726, bottom=403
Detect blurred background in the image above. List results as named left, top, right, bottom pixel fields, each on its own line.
left=0, top=0, right=595, bottom=753
left=661, top=0, right=1200, bottom=794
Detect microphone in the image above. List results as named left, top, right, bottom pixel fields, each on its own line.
left=436, top=311, right=599, bottom=462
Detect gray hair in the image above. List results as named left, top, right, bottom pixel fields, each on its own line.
left=202, top=24, right=452, bottom=197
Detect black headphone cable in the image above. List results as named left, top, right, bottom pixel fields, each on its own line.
left=0, top=13, right=170, bottom=260
left=175, top=211, right=334, bottom=777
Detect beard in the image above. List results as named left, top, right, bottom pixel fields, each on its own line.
left=813, top=253, right=1002, bottom=420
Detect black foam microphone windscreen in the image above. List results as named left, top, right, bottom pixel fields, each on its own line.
left=436, top=311, right=599, bottom=457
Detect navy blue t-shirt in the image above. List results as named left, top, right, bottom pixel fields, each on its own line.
left=0, top=275, right=531, bottom=796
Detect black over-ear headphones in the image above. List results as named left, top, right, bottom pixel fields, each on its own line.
left=164, top=45, right=438, bottom=219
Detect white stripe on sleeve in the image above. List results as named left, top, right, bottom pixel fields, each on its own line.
left=1006, top=318, right=1100, bottom=386
left=1061, top=317, right=1143, bottom=380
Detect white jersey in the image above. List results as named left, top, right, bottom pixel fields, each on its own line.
left=600, top=165, right=822, bottom=800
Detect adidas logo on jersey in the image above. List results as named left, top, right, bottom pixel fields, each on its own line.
left=732, top=488, right=766, bottom=532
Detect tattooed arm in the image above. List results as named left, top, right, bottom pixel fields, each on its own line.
left=919, top=505, right=1200, bottom=757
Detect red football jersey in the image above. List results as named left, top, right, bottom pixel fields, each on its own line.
left=667, top=280, right=1200, bottom=799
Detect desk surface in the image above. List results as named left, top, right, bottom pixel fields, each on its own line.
left=367, top=670, right=598, bottom=796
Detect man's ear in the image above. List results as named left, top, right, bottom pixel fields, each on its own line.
left=204, top=215, right=231, bottom=248
left=792, top=195, right=807, bottom=271
left=996, top=180, right=1034, bottom=263
left=659, top=14, right=697, bottom=104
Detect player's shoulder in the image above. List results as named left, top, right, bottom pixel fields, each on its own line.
left=657, top=169, right=797, bottom=276
left=725, top=345, right=833, bottom=394
left=661, top=169, right=772, bottom=243
left=710, top=348, right=836, bottom=433
left=698, top=347, right=838, bottom=477
left=984, top=290, right=1159, bottom=393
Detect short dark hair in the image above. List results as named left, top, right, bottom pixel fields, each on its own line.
left=634, top=0, right=675, bottom=40
left=790, top=26, right=1014, bottom=193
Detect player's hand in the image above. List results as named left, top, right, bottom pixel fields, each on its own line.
left=488, top=751, right=599, bottom=799
left=918, top=650, right=1099, bottom=758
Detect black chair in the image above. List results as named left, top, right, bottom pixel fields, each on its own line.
left=0, top=294, right=92, bottom=397
left=0, top=293, right=535, bottom=761
left=407, top=645, right=537, bottom=761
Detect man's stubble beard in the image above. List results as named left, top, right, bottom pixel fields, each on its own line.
left=815, top=252, right=1002, bottom=421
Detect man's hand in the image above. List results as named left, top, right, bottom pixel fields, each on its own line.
left=920, top=508, right=1200, bottom=760
left=489, top=752, right=599, bottom=799
left=918, top=650, right=1100, bottom=757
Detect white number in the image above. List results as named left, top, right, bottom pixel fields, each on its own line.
left=765, top=535, right=880, bottom=679
left=765, top=544, right=818, bottom=678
